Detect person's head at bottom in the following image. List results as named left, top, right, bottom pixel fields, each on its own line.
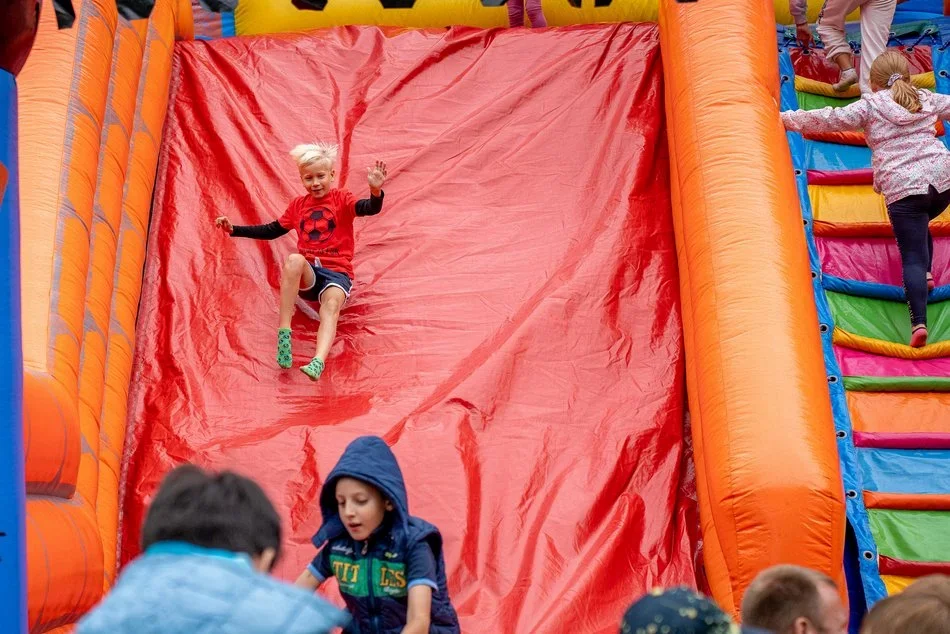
left=141, top=464, right=282, bottom=571
left=621, top=586, right=771, bottom=634
left=334, top=475, right=395, bottom=541
left=899, top=574, right=950, bottom=601
left=741, top=565, right=848, bottom=634
left=860, top=575, right=950, bottom=634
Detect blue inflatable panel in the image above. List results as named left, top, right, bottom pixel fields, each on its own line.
left=895, top=0, right=942, bottom=14
left=895, top=0, right=948, bottom=20
left=0, top=69, right=25, bottom=634
left=823, top=274, right=950, bottom=303
left=805, top=139, right=872, bottom=171
left=858, top=448, right=950, bottom=494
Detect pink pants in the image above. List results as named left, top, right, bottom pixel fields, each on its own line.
left=816, top=0, right=896, bottom=93
left=508, top=0, right=547, bottom=28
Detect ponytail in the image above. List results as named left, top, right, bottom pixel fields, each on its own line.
left=890, top=77, right=922, bottom=114
left=869, top=52, right=922, bottom=114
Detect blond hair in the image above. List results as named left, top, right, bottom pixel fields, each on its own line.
left=289, top=142, right=339, bottom=168
left=870, top=50, right=922, bottom=114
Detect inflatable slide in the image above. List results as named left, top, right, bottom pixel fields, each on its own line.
left=0, top=0, right=947, bottom=632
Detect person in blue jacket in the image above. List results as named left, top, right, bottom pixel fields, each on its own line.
left=295, top=436, right=460, bottom=634
left=78, top=465, right=348, bottom=634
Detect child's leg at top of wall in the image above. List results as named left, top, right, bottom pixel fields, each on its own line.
left=526, top=0, right=547, bottom=27
left=858, top=0, right=896, bottom=93
left=816, top=0, right=862, bottom=74
left=507, top=0, right=525, bottom=27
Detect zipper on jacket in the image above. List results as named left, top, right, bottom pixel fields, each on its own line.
left=361, top=539, right=382, bottom=634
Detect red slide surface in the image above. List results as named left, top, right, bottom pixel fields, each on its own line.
left=120, top=24, right=698, bottom=633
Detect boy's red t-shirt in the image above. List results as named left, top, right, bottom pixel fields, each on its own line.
left=278, top=189, right=359, bottom=279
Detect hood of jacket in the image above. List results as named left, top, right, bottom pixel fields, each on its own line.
left=313, top=436, right=412, bottom=546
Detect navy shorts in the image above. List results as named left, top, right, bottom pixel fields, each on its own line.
left=298, top=265, right=352, bottom=303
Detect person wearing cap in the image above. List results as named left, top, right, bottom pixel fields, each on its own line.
left=620, top=586, right=773, bottom=634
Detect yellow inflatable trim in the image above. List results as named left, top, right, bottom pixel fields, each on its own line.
left=834, top=327, right=950, bottom=360
left=882, top=575, right=916, bottom=595
left=234, top=0, right=843, bottom=36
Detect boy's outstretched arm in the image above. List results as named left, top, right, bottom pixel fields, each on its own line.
left=356, top=191, right=385, bottom=217
left=215, top=215, right=290, bottom=239
left=297, top=550, right=332, bottom=592
left=400, top=586, right=432, bottom=634
left=295, top=568, right=321, bottom=591
left=232, top=220, right=291, bottom=240
left=780, top=100, right=870, bottom=135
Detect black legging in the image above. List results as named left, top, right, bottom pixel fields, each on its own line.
left=886, top=185, right=950, bottom=328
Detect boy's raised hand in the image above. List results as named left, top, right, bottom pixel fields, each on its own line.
left=367, top=160, right=388, bottom=196
left=214, top=216, right=234, bottom=234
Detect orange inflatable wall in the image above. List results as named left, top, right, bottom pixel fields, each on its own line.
left=659, top=0, right=846, bottom=615
left=17, top=0, right=186, bottom=629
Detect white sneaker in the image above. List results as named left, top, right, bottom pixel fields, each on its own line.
left=833, top=68, right=858, bottom=93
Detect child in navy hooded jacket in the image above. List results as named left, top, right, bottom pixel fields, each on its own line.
left=296, top=436, right=460, bottom=634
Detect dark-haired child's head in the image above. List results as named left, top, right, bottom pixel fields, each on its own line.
left=335, top=477, right=394, bottom=541
left=141, top=465, right=281, bottom=572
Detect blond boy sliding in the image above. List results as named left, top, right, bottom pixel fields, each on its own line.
left=216, top=143, right=387, bottom=380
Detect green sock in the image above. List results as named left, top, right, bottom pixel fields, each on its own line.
left=300, top=357, right=325, bottom=381
left=277, top=328, right=292, bottom=369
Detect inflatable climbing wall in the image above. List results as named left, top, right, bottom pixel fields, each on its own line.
left=779, top=15, right=950, bottom=610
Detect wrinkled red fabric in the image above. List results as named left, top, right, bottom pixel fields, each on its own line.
left=120, top=24, right=698, bottom=633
